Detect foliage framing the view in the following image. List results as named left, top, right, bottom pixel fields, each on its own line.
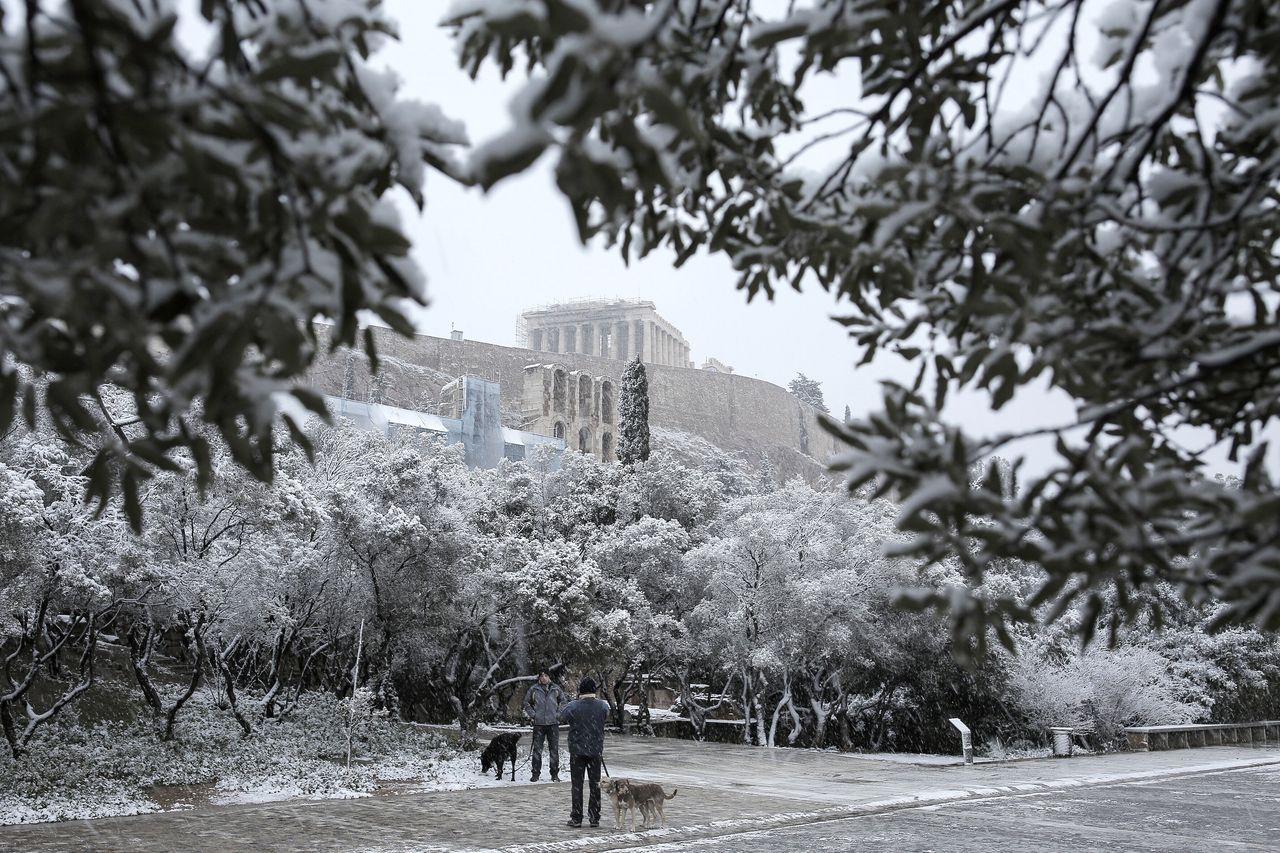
left=0, top=0, right=466, bottom=527
left=447, top=0, right=1280, bottom=644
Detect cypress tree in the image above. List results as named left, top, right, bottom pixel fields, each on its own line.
left=618, top=357, right=651, bottom=465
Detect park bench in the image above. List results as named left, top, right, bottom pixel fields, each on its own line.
left=1124, top=721, right=1280, bottom=752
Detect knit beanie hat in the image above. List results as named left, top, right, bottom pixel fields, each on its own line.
left=578, top=677, right=597, bottom=695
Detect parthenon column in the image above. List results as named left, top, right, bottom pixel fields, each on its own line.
left=634, top=319, right=645, bottom=361
left=616, top=321, right=629, bottom=361
left=564, top=326, right=577, bottom=353
left=581, top=323, right=593, bottom=355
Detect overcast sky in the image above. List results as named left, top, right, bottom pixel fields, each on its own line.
left=373, top=2, right=1090, bottom=468
left=348, top=2, right=1273, bottom=480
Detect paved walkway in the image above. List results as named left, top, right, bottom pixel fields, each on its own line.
left=2, top=737, right=1278, bottom=852
left=618, top=764, right=1280, bottom=852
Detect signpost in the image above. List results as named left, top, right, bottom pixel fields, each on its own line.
left=949, top=717, right=973, bottom=765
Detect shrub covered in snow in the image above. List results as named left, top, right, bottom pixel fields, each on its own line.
left=1009, top=645, right=1208, bottom=745
left=0, top=692, right=495, bottom=826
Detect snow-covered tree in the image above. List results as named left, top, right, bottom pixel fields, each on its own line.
left=686, top=480, right=898, bottom=747
left=1009, top=644, right=1207, bottom=743
left=0, top=1, right=466, bottom=522
left=786, top=374, right=828, bottom=413
left=618, top=357, right=651, bottom=465
left=0, top=433, right=135, bottom=756
left=449, top=0, right=1280, bottom=640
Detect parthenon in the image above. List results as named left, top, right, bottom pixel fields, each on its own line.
left=519, top=298, right=693, bottom=368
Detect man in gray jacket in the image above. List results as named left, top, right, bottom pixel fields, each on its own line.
left=559, top=677, right=610, bottom=828
left=523, top=669, right=567, bottom=782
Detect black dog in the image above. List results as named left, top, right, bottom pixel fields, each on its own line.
left=480, top=732, right=521, bottom=781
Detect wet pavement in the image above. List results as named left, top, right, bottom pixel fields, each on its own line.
left=622, top=764, right=1280, bottom=852
left=1, top=736, right=1277, bottom=852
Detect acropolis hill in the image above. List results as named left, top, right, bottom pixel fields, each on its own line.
left=308, top=299, right=837, bottom=482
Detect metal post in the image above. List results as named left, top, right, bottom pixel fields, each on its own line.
left=347, top=619, right=364, bottom=770
left=949, top=717, right=973, bottom=764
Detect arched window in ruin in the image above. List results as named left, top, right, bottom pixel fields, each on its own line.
left=553, top=421, right=566, bottom=440
left=602, top=432, right=615, bottom=463
left=553, top=369, right=567, bottom=413
left=601, top=381, right=614, bottom=424
left=578, top=375, right=592, bottom=416
left=578, top=427, right=591, bottom=453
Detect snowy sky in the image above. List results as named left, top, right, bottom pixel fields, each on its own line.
left=141, top=0, right=1260, bottom=479
left=375, top=1, right=1089, bottom=475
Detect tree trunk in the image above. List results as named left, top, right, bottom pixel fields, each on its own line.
left=0, top=702, right=18, bottom=760
left=677, top=674, right=707, bottom=741
left=261, top=628, right=288, bottom=718
left=610, top=665, right=630, bottom=732
left=162, top=619, right=206, bottom=742
left=768, top=682, right=786, bottom=748
left=837, top=705, right=853, bottom=752
left=453, top=697, right=478, bottom=749
left=637, top=673, right=652, bottom=735
left=127, top=623, right=164, bottom=715
left=785, top=692, right=802, bottom=746
left=5, top=611, right=101, bottom=757
left=208, top=634, right=251, bottom=736
left=277, top=641, right=331, bottom=720
left=810, top=672, right=840, bottom=749
left=751, top=672, right=768, bottom=747
left=813, top=703, right=830, bottom=749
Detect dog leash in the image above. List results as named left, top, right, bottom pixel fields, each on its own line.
left=601, top=756, right=610, bottom=778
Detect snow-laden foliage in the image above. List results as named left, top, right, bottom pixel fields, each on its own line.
left=1009, top=644, right=1207, bottom=742
left=0, top=1, right=467, bottom=524
left=787, top=374, right=828, bottom=414
left=0, top=691, right=494, bottom=826
left=447, top=0, right=1280, bottom=640
left=3, top=417, right=1279, bottom=815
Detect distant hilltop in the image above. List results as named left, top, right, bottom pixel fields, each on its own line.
left=307, top=305, right=835, bottom=483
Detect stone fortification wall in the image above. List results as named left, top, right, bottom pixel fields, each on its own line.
left=307, top=327, right=839, bottom=480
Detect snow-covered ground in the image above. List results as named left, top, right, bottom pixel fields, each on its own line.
left=621, top=704, right=685, bottom=725
left=0, top=691, right=533, bottom=826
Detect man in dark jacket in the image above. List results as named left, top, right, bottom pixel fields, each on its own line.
left=523, top=669, right=567, bottom=782
left=558, top=677, right=610, bottom=828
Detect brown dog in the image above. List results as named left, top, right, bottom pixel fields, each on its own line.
left=605, top=778, right=677, bottom=829
left=603, top=777, right=642, bottom=830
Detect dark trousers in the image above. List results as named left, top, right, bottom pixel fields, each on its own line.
left=531, top=724, right=560, bottom=779
left=569, top=753, right=601, bottom=824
